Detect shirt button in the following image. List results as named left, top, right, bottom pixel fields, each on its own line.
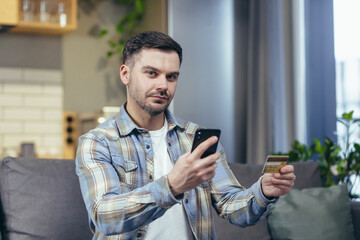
left=137, top=232, right=142, bottom=238
left=185, top=199, right=189, bottom=204
left=168, top=142, right=172, bottom=147
left=146, top=145, right=150, bottom=149
left=149, top=175, right=153, bottom=180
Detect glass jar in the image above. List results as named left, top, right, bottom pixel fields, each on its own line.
left=38, top=0, right=50, bottom=23
left=21, top=0, right=34, bottom=22
left=58, top=1, right=67, bottom=27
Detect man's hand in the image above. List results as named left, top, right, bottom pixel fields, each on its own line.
left=261, top=165, right=296, bottom=198
left=167, top=137, right=220, bottom=196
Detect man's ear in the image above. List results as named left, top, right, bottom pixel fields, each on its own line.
left=120, top=65, right=130, bottom=85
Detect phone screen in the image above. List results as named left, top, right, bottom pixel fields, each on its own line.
left=191, top=129, right=221, bottom=158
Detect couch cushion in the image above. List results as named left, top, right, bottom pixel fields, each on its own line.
left=0, top=157, right=93, bottom=240
left=351, top=200, right=360, bottom=240
left=214, top=161, right=321, bottom=240
left=268, top=184, right=355, bottom=240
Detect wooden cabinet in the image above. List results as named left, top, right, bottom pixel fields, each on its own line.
left=0, top=0, right=18, bottom=25
left=0, top=0, right=77, bottom=35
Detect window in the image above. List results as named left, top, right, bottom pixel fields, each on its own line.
left=333, top=0, right=360, bottom=195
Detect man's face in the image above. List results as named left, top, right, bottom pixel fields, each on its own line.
left=125, top=48, right=180, bottom=116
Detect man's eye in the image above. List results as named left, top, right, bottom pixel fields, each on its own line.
left=147, top=71, right=156, bottom=76
left=167, top=75, right=177, bottom=81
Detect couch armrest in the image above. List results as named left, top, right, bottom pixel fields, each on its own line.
left=351, top=200, right=360, bottom=240
left=0, top=157, right=92, bottom=240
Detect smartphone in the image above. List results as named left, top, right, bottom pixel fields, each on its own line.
left=191, top=129, right=221, bottom=158
left=262, top=155, right=289, bottom=174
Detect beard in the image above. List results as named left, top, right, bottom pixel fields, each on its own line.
left=128, top=77, right=171, bottom=117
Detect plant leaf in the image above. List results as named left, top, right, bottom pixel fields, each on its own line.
left=135, top=0, right=145, bottom=13
left=108, top=40, right=118, bottom=49
left=342, top=111, right=354, bottom=121
left=107, top=51, right=114, bottom=58
left=98, top=29, right=108, bottom=38
left=116, top=24, right=125, bottom=34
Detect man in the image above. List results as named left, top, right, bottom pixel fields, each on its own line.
left=76, top=31, right=296, bottom=240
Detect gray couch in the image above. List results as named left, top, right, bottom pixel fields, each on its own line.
left=0, top=157, right=359, bottom=240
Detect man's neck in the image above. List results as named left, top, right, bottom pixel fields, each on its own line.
left=125, top=102, right=165, bottom=131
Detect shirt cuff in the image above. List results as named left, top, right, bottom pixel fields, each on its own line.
left=149, top=176, right=183, bottom=209
left=251, top=176, right=278, bottom=207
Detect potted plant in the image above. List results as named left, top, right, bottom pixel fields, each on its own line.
left=80, top=0, right=145, bottom=58
left=276, top=111, right=360, bottom=198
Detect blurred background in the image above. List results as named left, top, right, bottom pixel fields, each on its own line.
left=0, top=0, right=359, bottom=165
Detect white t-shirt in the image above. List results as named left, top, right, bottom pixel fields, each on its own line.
left=144, top=119, right=194, bottom=240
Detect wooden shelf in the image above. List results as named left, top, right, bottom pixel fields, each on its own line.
left=10, top=20, right=76, bottom=35
left=0, top=0, right=77, bottom=35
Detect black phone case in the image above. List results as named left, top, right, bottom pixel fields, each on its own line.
left=191, top=129, right=221, bottom=158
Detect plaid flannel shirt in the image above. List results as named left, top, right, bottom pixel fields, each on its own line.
left=76, top=104, right=276, bottom=240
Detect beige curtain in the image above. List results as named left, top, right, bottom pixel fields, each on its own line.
left=235, top=0, right=296, bottom=164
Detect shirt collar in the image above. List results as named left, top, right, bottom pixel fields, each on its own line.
left=115, top=103, right=186, bottom=136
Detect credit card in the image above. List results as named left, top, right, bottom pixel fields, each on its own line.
left=262, top=155, right=289, bottom=174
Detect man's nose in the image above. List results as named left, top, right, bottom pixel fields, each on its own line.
left=156, top=76, right=168, bottom=91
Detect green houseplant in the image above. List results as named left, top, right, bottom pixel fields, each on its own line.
left=99, top=0, right=145, bottom=58
left=81, top=0, right=145, bottom=58
left=277, top=111, right=360, bottom=198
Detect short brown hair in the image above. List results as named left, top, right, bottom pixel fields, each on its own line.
left=122, top=31, right=183, bottom=65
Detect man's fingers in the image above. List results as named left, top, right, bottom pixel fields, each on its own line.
left=202, top=160, right=218, bottom=172
left=203, top=171, right=216, bottom=182
left=272, top=178, right=295, bottom=187
left=269, top=183, right=293, bottom=194
left=193, top=152, right=220, bottom=171
left=274, top=172, right=296, bottom=180
left=197, top=162, right=218, bottom=181
left=279, top=165, right=294, bottom=174
left=191, top=153, right=219, bottom=181
left=191, top=136, right=218, bottom=159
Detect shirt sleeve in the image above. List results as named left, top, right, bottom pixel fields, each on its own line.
left=75, top=133, right=181, bottom=236
left=209, top=145, right=277, bottom=227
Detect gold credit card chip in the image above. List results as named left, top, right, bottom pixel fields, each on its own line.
left=262, top=155, right=289, bottom=174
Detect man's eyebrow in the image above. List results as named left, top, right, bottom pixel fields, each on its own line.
left=141, top=65, right=180, bottom=76
left=168, top=71, right=180, bottom=77
left=141, top=65, right=159, bottom=72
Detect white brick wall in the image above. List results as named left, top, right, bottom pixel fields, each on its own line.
left=0, top=121, right=22, bottom=134
left=4, top=135, right=43, bottom=148
left=24, top=122, right=62, bottom=134
left=0, top=94, right=23, bottom=107
left=43, top=85, right=63, bottom=95
left=4, top=84, right=43, bottom=94
left=0, top=67, right=23, bottom=81
left=43, top=109, right=62, bottom=120
left=24, top=96, right=62, bottom=107
left=4, top=108, right=43, bottom=120
left=24, top=69, right=62, bottom=83
left=0, top=67, right=63, bottom=159
left=43, top=135, right=63, bottom=147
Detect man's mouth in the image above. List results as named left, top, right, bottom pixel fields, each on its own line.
left=151, top=95, right=168, bottom=101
